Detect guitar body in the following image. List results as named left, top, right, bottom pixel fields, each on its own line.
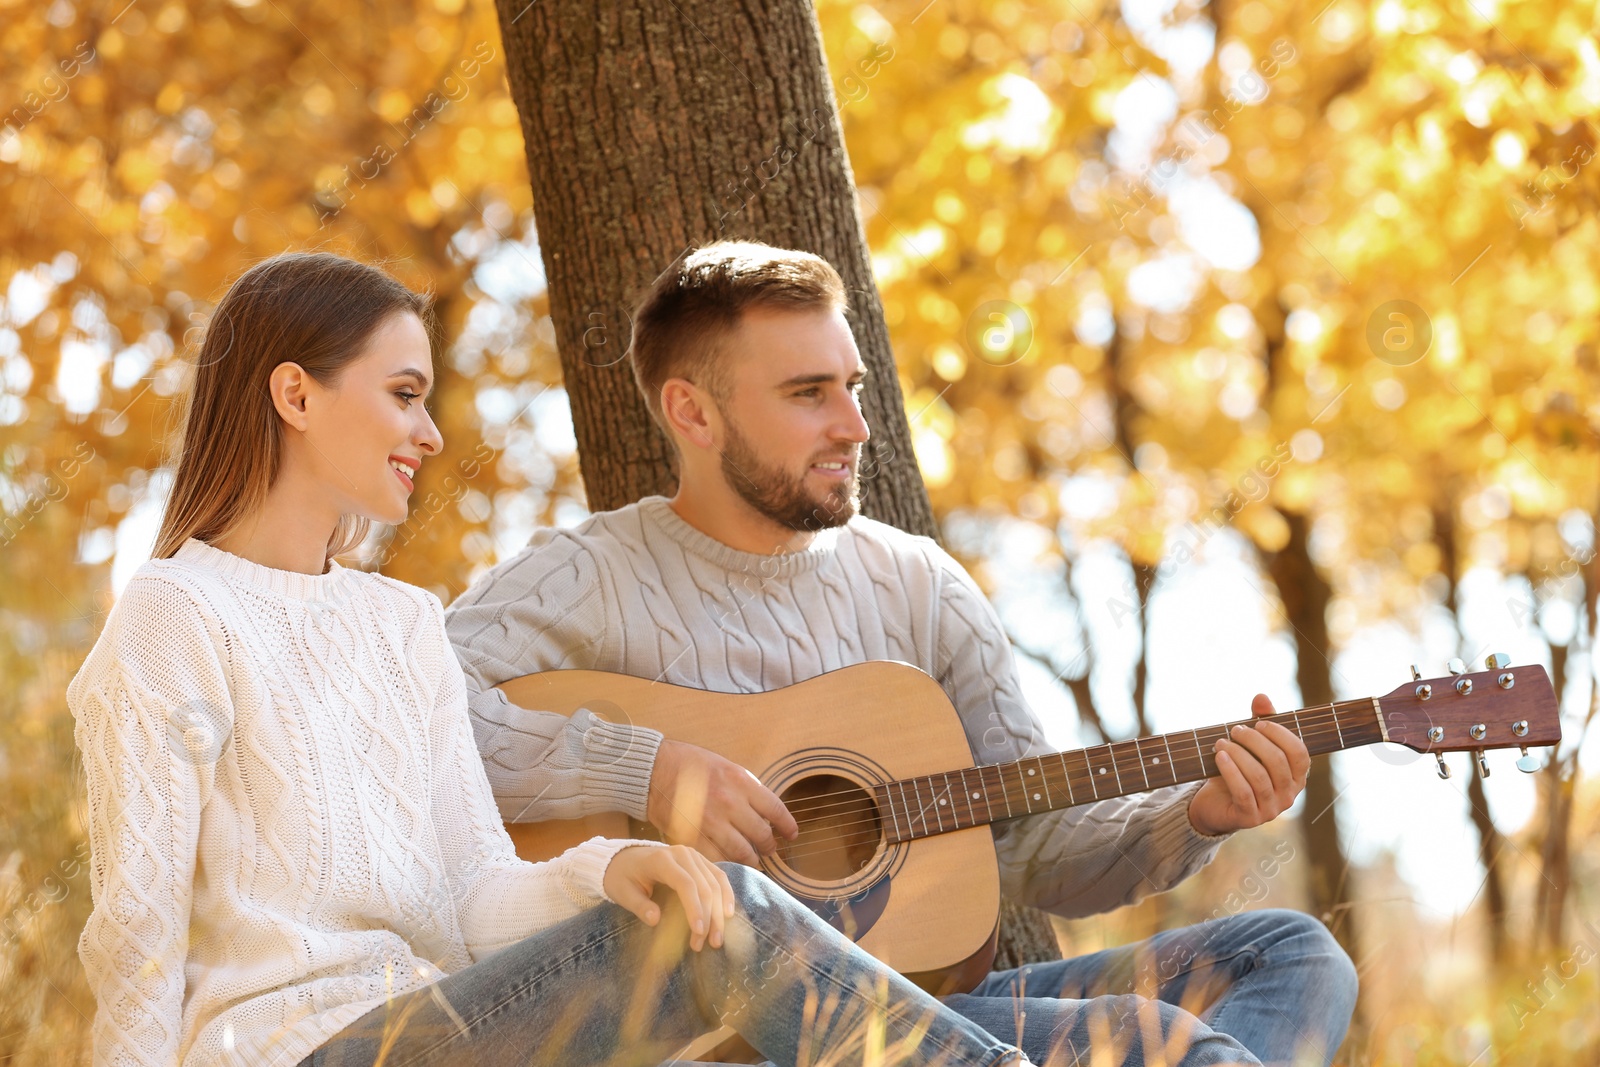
left=496, top=662, right=1002, bottom=985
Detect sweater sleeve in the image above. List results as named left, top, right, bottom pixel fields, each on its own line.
left=929, top=546, right=1228, bottom=918
left=422, top=593, right=666, bottom=961
left=67, top=577, right=232, bottom=1067
left=444, top=529, right=662, bottom=822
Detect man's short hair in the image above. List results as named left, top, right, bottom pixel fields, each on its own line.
left=628, top=241, right=848, bottom=434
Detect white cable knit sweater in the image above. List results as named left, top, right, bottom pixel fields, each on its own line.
left=67, top=538, right=655, bottom=1067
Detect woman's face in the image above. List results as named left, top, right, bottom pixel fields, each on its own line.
left=294, top=312, right=443, bottom=527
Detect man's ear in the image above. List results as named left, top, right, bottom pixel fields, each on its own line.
left=660, top=378, right=716, bottom=450
left=268, top=362, right=314, bottom=432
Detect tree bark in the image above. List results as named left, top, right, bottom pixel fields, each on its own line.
left=1433, top=502, right=1509, bottom=966
left=1263, top=511, right=1361, bottom=960
left=493, top=0, right=1060, bottom=972
left=491, top=0, right=931, bottom=532
left=1104, top=326, right=1156, bottom=738
left=1465, top=770, right=1510, bottom=966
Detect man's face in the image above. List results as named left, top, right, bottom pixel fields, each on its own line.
left=710, top=306, right=871, bottom=533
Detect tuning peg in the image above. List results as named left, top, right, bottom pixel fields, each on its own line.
left=1516, top=747, right=1543, bottom=773
left=1410, top=664, right=1422, bottom=681
left=1485, top=652, right=1511, bottom=670
left=1435, top=753, right=1451, bottom=779
left=1474, top=750, right=1491, bottom=778
left=1447, top=657, right=1467, bottom=676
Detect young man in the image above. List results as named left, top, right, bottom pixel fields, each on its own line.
left=444, top=242, right=1357, bottom=1066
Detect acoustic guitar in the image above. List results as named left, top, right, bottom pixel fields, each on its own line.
left=499, top=656, right=1556, bottom=1067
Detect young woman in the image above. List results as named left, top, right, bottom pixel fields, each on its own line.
left=68, top=252, right=1034, bottom=1067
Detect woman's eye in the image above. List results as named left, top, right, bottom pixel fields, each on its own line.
left=396, top=391, right=421, bottom=405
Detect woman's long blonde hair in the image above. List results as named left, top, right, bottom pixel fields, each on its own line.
left=153, top=252, right=432, bottom=564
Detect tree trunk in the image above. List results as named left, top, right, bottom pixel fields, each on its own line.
left=1536, top=497, right=1600, bottom=949
left=491, top=0, right=931, bottom=532
left=1465, top=770, right=1510, bottom=966
left=1433, top=502, right=1509, bottom=966
left=1104, top=326, right=1156, bottom=738
left=1535, top=749, right=1578, bottom=950
left=1263, top=511, right=1360, bottom=960
left=493, top=0, right=1060, bottom=970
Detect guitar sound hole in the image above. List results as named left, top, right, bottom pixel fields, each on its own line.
left=777, top=774, right=882, bottom=880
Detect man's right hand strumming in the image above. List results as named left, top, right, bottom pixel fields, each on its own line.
left=646, top=738, right=800, bottom=866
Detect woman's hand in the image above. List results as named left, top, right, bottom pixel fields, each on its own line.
left=602, top=844, right=737, bottom=951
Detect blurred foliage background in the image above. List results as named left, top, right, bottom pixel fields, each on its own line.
left=2, top=0, right=1599, bottom=1062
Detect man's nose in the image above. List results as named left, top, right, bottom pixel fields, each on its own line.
left=836, top=392, right=870, bottom=443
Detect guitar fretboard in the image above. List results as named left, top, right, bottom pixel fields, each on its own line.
left=873, top=698, right=1386, bottom=844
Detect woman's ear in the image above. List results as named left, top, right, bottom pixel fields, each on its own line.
left=268, top=362, right=314, bottom=432
left=660, top=378, right=716, bottom=451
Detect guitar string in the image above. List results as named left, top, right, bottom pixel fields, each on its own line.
left=768, top=712, right=1373, bottom=823
left=762, top=721, right=1376, bottom=862
left=773, top=734, right=1363, bottom=864
left=774, top=719, right=1374, bottom=826
left=773, top=716, right=1369, bottom=821
left=769, top=705, right=1375, bottom=816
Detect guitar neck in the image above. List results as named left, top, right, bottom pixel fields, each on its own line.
left=876, top=698, right=1387, bottom=843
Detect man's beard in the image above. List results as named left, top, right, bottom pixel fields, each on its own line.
left=719, top=418, right=860, bottom=534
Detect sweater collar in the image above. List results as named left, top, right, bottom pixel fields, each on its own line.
left=638, top=496, right=841, bottom=577
left=174, top=538, right=349, bottom=602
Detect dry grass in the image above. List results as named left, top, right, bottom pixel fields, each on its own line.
left=3, top=702, right=1594, bottom=1066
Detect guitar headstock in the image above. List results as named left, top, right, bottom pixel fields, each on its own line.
left=1380, top=655, right=1560, bottom=777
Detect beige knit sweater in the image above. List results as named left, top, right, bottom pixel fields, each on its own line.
left=69, top=539, right=654, bottom=1067
left=445, top=496, right=1226, bottom=921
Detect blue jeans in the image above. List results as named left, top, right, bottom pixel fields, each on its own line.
left=942, top=909, right=1358, bottom=1067
left=296, top=863, right=1023, bottom=1067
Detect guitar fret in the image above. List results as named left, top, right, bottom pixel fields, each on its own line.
left=1016, top=764, right=1034, bottom=813
left=1084, top=745, right=1113, bottom=797
left=883, top=785, right=903, bottom=843
left=877, top=682, right=1436, bottom=840
left=1063, top=749, right=1091, bottom=802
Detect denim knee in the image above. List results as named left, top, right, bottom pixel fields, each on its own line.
left=717, top=861, right=784, bottom=914
left=1254, top=909, right=1358, bottom=1012
left=1059, top=993, right=1261, bottom=1067
left=714, top=863, right=814, bottom=947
